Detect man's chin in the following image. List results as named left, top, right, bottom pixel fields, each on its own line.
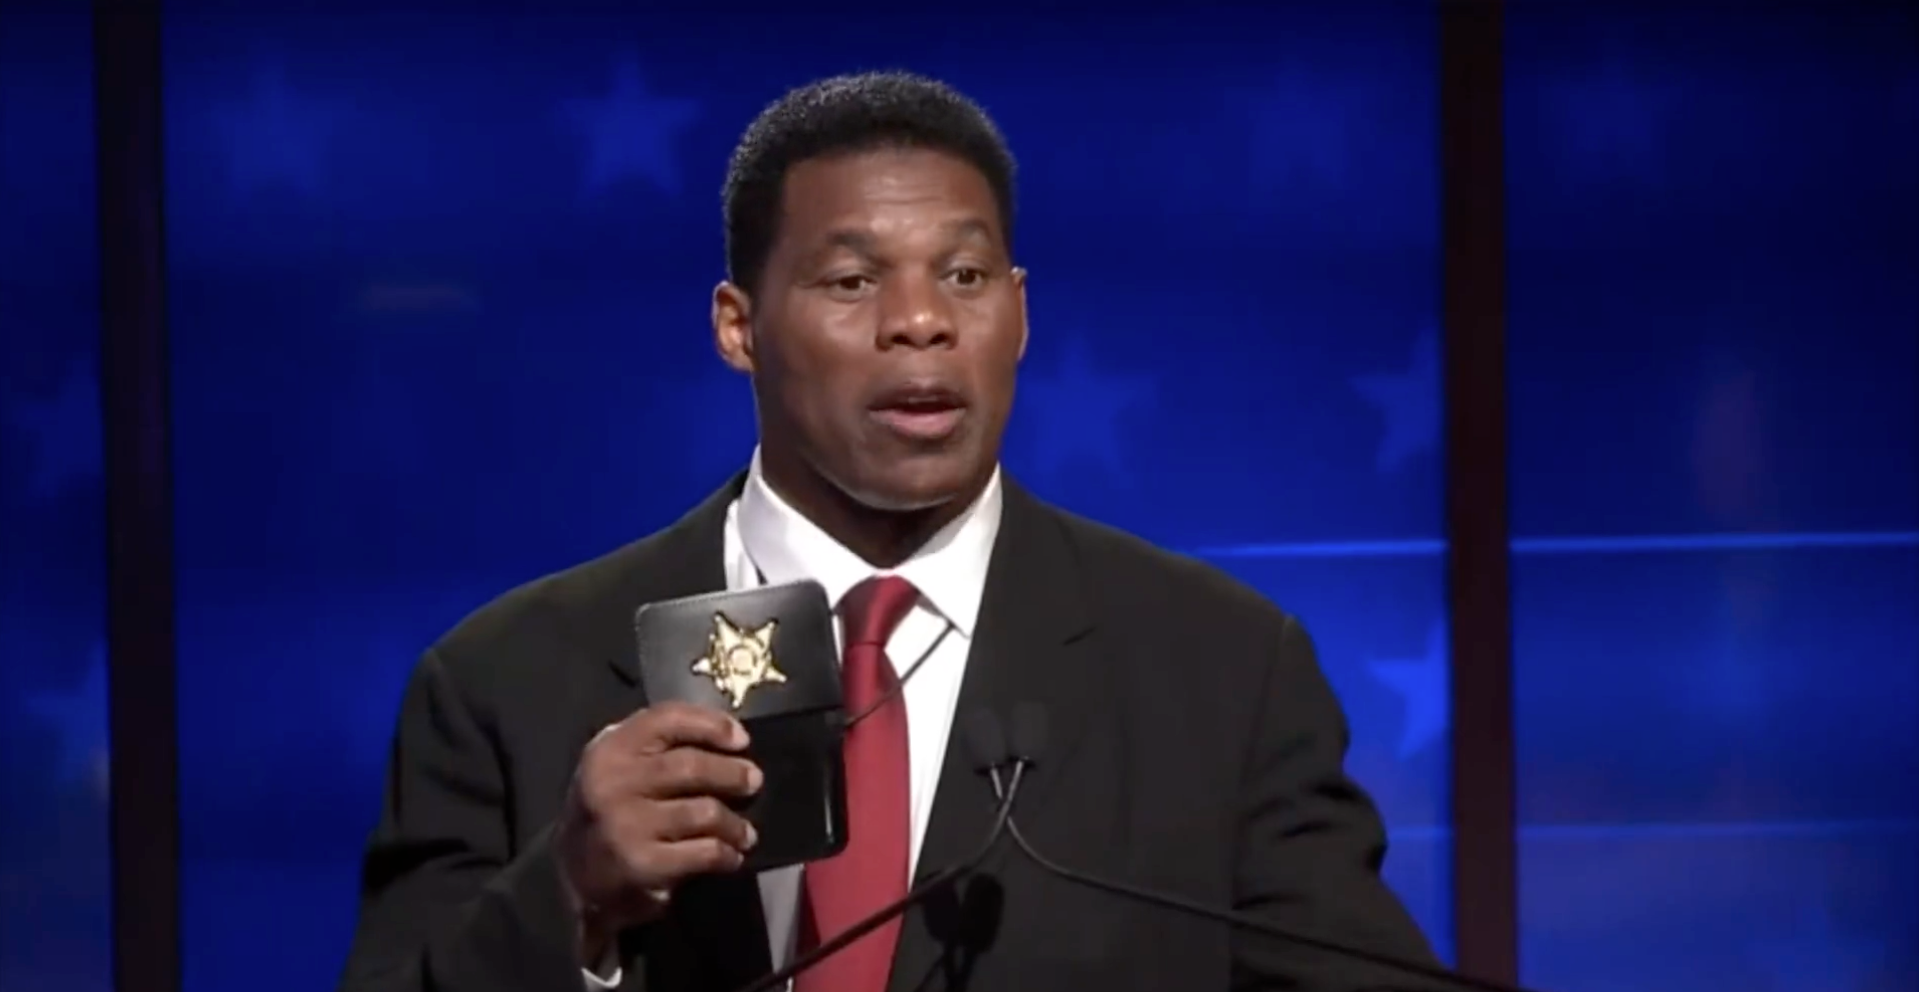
left=846, top=481, right=959, bottom=515
left=839, top=462, right=976, bottom=515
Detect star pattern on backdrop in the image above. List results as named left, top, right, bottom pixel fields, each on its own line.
left=25, top=642, right=110, bottom=801
left=1351, top=326, right=1438, bottom=475
left=1548, top=55, right=1675, bottom=187
left=8, top=361, right=101, bottom=501
left=1753, top=901, right=1885, bottom=992
left=563, top=53, right=700, bottom=198
left=1367, top=622, right=1449, bottom=759
left=1247, top=67, right=1365, bottom=194
left=213, top=64, right=341, bottom=198
left=1018, top=338, right=1156, bottom=482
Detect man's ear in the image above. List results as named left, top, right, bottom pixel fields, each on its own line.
left=712, top=282, right=755, bottom=374
left=1012, top=266, right=1029, bottom=360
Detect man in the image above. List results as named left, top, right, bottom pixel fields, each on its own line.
left=338, top=71, right=1437, bottom=992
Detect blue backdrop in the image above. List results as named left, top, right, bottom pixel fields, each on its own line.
left=0, top=4, right=1911, bottom=992
left=1505, top=6, right=1918, bottom=991
left=1, top=4, right=109, bottom=990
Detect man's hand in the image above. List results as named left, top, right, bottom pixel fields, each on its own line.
left=555, top=701, right=763, bottom=960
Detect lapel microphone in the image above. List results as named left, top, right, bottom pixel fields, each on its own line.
left=843, top=620, right=954, bottom=729
left=977, top=702, right=1557, bottom=992
left=731, top=709, right=1026, bottom=992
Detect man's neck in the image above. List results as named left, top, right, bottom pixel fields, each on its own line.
left=756, top=458, right=982, bottom=571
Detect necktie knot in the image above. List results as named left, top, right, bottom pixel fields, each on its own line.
left=840, top=575, right=919, bottom=648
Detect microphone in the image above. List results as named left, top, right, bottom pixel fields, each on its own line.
left=981, top=702, right=1555, bottom=992
left=732, top=709, right=1026, bottom=992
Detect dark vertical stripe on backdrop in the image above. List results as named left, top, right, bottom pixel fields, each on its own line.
left=95, top=3, right=181, bottom=990
left=1439, top=0, right=1518, bottom=983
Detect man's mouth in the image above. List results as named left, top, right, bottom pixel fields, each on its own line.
left=869, top=385, right=968, bottom=441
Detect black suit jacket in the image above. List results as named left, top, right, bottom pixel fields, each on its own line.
left=338, top=474, right=1439, bottom=992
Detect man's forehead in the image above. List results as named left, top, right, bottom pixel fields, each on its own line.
left=770, top=150, right=1004, bottom=255
left=811, top=216, right=996, bottom=250
left=787, top=148, right=992, bottom=202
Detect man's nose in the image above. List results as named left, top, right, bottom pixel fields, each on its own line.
left=877, top=276, right=957, bottom=350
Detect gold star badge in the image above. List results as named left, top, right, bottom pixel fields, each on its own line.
left=690, top=612, right=786, bottom=709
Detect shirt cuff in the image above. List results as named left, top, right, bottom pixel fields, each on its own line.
left=581, top=949, right=621, bottom=989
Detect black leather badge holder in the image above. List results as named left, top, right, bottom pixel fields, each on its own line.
left=633, top=580, right=848, bottom=873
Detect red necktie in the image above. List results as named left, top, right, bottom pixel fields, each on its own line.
left=793, top=575, right=919, bottom=992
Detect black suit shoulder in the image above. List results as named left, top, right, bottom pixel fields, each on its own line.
left=339, top=536, right=673, bottom=992
left=1035, top=504, right=1333, bottom=771
left=433, top=536, right=649, bottom=668
left=338, top=513, right=736, bottom=992
left=426, top=523, right=695, bottom=717
left=1026, top=500, right=1439, bottom=987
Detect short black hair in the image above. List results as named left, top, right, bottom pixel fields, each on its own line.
left=722, top=70, right=1018, bottom=295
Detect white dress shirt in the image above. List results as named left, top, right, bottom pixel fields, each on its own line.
left=587, top=450, right=1003, bottom=988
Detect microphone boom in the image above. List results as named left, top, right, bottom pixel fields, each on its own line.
left=991, top=702, right=1553, bottom=992
left=729, top=718, right=1026, bottom=992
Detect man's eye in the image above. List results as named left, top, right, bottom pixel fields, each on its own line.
left=949, top=267, right=988, bottom=287
left=831, top=275, right=872, bottom=292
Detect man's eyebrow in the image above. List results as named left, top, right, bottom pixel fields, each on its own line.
left=821, top=229, right=880, bottom=255
left=939, top=218, right=995, bottom=243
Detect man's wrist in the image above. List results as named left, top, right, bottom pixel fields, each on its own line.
left=554, top=842, right=608, bottom=965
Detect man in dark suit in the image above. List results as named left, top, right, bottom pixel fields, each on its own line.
left=338, top=71, right=1438, bottom=992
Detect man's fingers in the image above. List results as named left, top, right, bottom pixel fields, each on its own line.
left=644, top=748, right=763, bottom=800
left=653, top=797, right=758, bottom=851
left=641, top=837, right=747, bottom=879
left=620, top=701, right=750, bottom=754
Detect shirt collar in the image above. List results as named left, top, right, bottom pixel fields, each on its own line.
left=735, top=447, right=1003, bottom=638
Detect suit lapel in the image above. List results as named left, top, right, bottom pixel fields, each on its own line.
left=889, top=479, right=1100, bottom=992
left=575, top=471, right=777, bottom=987
left=586, top=473, right=1105, bottom=990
